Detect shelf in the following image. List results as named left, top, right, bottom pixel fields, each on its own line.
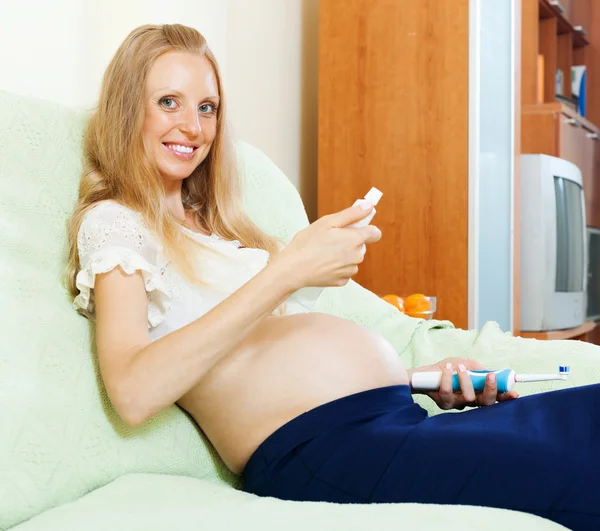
left=522, top=102, right=599, bottom=135
left=539, top=0, right=590, bottom=47
left=519, top=320, right=597, bottom=340
left=572, top=27, right=589, bottom=49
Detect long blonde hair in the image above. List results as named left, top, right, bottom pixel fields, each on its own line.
left=66, top=24, right=282, bottom=300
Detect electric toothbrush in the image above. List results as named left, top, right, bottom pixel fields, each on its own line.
left=411, top=365, right=571, bottom=394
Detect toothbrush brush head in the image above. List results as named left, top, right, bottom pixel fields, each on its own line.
left=559, top=365, right=570, bottom=377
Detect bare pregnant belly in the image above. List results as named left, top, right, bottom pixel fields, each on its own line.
left=177, top=312, right=410, bottom=474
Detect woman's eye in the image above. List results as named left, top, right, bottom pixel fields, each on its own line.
left=199, top=103, right=216, bottom=114
left=159, top=97, right=177, bottom=109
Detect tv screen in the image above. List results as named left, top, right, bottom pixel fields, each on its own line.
left=588, top=228, right=600, bottom=320
left=554, top=176, right=584, bottom=293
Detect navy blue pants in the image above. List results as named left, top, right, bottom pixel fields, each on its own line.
left=243, top=384, right=600, bottom=530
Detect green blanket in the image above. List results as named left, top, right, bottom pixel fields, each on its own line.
left=1, top=89, right=596, bottom=531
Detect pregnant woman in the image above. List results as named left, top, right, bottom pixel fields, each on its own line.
left=66, top=23, right=600, bottom=531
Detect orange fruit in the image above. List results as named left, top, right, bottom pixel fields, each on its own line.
left=382, top=294, right=404, bottom=312
left=403, top=293, right=432, bottom=314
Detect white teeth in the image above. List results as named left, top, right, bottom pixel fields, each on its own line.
left=166, top=144, right=194, bottom=153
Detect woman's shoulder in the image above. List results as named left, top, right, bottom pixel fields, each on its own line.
left=82, top=199, right=145, bottom=227
left=77, top=200, right=157, bottom=257
left=73, top=200, right=174, bottom=328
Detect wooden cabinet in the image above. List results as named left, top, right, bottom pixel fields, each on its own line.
left=559, top=113, right=599, bottom=226
left=520, top=0, right=600, bottom=342
left=318, top=0, right=599, bottom=336
left=318, top=0, right=471, bottom=329
left=559, top=115, right=594, bottom=177
left=523, top=0, right=597, bottom=116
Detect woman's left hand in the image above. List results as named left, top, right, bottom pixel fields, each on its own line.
left=410, top=357, right=520, bottom=410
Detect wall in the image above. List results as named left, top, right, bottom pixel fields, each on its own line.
left=0, top=0, right=319, bottom=220
left=0, top=0, right=228, bottom=111
left=227, top=0, right=319, bottom=220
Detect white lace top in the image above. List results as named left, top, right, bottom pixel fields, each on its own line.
left=73, top=200, right=317, bottom=342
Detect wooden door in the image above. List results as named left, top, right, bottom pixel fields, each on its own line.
left=318, top=0, right=470, bottom=328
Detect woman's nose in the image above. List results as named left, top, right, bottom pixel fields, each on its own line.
left=179, top=106, right=202, bottom=137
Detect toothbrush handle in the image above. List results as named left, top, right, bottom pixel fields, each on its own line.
left=453, top=369, right=516, bottom=394
left=412, top=369, right=516, bottom=394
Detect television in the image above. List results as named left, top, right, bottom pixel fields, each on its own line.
left=520, top=154, right=587, bottom=332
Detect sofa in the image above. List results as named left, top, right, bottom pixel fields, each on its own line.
left=2, top=89, right=599, bottom=530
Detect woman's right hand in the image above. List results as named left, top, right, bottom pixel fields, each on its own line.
left=272, top=204, right=382, bottom=290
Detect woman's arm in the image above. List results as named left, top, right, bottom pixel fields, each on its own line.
left=94, top=204, right=380, bottom=426
left=95, top=258, right=296, bottom=426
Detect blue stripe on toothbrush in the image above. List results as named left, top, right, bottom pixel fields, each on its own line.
left=451, top=369, right=515, bottom=394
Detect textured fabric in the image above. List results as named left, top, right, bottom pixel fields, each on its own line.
left=244, top=384, right=600, bottom=531
left=1, top=88, right=599, bottom=529
left=11, top=473, right=568, bottom=531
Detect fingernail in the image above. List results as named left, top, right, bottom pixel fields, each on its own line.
left=458, top=364, right=466, bottom=373
left=488, top=372, right=496, bottom=383
left=359, top=201, right=373, bottom=211
left=445, top=362, right=452, bottom=371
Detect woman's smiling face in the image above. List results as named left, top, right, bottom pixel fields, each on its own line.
left=142, top=50, right=220, bottom=184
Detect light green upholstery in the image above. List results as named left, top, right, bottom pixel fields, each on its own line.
left=11, top=474, right=568, bottom=531
left=1, top=89, right=596, bottom=530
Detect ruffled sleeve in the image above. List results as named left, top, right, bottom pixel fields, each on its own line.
left=73, top=201, right=173, bottom=328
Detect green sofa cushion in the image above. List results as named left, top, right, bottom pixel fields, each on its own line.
left=2, top=88, right=599, bottom=530
left=0, top=89, right=445, bottom=528
left=11, top=473, right=568, bottom=531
